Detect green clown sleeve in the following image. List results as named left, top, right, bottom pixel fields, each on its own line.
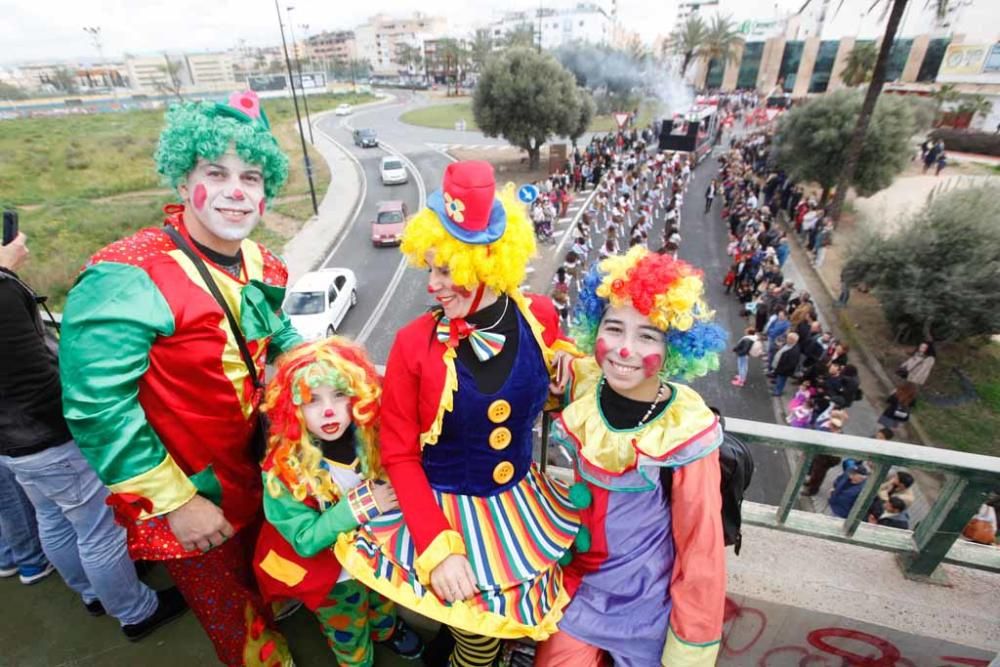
left=60, top=262, right=198, bottom=518
left=262, top=474, right=360, bottom=558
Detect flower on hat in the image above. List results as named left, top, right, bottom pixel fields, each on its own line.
left=444, top=192, right=465, bottom=223
left=228, top=91, right=261, bottom=120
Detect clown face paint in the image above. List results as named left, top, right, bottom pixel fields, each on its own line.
left=596, top=304, right=667, bottom=401
left=302, top=384, right=352, bottom=442
left=424, top=251, right=491, bottom=320
left=179, top=151, right=266, bottom=252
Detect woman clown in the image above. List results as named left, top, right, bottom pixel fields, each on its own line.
left=536, top=246, right=729, bottom=667
left=336, top=161, right=585, bottom=667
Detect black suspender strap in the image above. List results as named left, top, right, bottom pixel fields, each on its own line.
left=163, top=225, right=262, bottom=392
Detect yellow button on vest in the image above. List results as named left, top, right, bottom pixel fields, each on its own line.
left=493, top=461, right=515, bottom=485
left=487, top=399, right=512, bottom=423
left=489, top=427, right=512, bottom=451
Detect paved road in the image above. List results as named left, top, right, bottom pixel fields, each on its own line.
left=315, top=96, right=789, bottom=505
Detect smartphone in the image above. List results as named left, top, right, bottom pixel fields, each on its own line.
left=2, top=209, right=17, bottom=246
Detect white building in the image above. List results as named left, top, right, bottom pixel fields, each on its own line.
left=353, top=13, right=448, bottom=77
left=185, top=53, right=236, bottom=89
left=488, top=3, right=614, bottom=50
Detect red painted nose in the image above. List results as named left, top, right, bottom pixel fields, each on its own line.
left=619, top=348, right=631, bottom=358
left=231, top=188, right=245, bottom=200
left=323, top=409, right=335, bottom=417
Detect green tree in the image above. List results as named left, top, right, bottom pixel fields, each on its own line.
left=469, top=28, right=495, bottom=72
left=697, top=14, right=742, bottom=75
left=956, top=94, right=993, bottom=123
left=932, top=82, right=960, bottom=109
left=843, top=185, right=1000, bottom=342
left=155, top=56, right=185, bottom=102
left=841, top=42, right=877, bottom=87
left=395, top=43, right=423, bottom=76
left=45, top=67, right=79, bottom=95
left=0, top=82, right=27, bottom=100
left=773, top=90, right=922, bottom=202
left=795, top=0, right=951, bottom=223
left=672, top=15, right=707, bottom=75
left=473, top=47, right=584, bottom=169
left=503, top=23, right=537, bottom=50
left=436, top=38, right=468, bottom=96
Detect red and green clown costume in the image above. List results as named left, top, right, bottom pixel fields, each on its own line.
left=251, top=337, right=421, bottom=666
left=59, top=91, right=299, bottom=667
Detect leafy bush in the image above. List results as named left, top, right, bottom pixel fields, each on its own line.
left=928, top=128, right=1000, bottom=157
left=844, top=185, right=1000, bottom=342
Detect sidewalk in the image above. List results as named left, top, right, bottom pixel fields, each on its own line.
left=281, top=95, right=396, bottom=285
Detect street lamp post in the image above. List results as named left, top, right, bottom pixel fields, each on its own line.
left=274, top=0, right=318, bottom=216
left=286, top=6, right=314, bottom=145
left=83, top=26, right=120, bottom=105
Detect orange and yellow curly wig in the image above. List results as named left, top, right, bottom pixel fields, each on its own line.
left=399, top=183, right=536, bottom=294
left=263, top=337, right=383, bottom=503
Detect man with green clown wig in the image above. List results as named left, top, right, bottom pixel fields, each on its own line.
left=60, top=91, right=302, bottom=666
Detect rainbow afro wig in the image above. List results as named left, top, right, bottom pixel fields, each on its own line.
left=400, top=183, right=536, bottom=294
left=155, top=91, right=289, bottom=199
left=571, top=246, right=727, bottom=381
left=263, top=337, right=383, bottom=502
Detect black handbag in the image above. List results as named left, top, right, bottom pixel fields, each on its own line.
left=163, top=226, right=269, bottom=460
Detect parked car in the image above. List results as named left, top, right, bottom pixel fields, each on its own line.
left=353, top=128, right=378, bottom=148
left=380, top=156, right=408, bottom=185
left=370, top=200, right=409, bottom=247
left=283, top=268, right=358, bottom=340
left=335, top=103, right=352, bottom=116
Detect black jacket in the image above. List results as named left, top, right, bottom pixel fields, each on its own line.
left=772, top=345, right=801, bottom=377
left=0, top=269, right=72, bottom=456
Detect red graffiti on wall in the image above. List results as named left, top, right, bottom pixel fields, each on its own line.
left=720, top=596, right=990, bottom=667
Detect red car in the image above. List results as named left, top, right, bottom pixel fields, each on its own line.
left=370, top=200, right=409, bottom=247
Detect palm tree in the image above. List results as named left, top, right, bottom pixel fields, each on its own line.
left=841, top=42, right=877, bottom=87
left=672, top=15, right=708, bottom=75
left=932, top=82, right=960, bottom=109
left=469, top=28, right=495, bottom=73
left=957, top=94, right=992, bottom=125
left=695, top=14, right=742, bottom=86
left=436, top=39, right=468, bottom=97
left=395, top=43, right=423, bottom=89
left=800, top=0, right=950, bottom=223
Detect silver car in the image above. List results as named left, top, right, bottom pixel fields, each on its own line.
left=379, top=156, right=408, bottom=185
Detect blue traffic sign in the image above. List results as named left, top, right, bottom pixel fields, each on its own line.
left=517, top=184, right=539, bottom=204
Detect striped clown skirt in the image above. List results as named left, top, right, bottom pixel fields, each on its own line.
left=335, top=463, right=581, bottom=640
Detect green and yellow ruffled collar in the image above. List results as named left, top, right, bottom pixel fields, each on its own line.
left=561, top=358, right=717, bottom=474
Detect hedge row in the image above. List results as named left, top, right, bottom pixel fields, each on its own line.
left=928, top=128, right=1000, bottom=157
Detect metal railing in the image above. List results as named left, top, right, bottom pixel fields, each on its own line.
left=539, top=414, right=1000, bottom=581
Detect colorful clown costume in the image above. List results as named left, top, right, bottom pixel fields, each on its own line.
left=336, top=293, right=582, bottom=639
left=59, top=205, right=301, bottom=666
left=543, top=358, right=725, bottom=666
left=535, top=246, right=728, bottom=666
left=253, top=439, right=406, bottom=667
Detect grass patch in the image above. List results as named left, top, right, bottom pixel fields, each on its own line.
left=4, top=91, right=376, bottom=310
left=400, top=98, right=662, bottom=135
left=907, top=337, right=1000, bottom=457
left=271, top=197, right=317, bottom=221
left=400, top=102, right=479, bottom=131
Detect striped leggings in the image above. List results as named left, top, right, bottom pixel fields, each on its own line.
left=450, top=627, right=501, bottom=667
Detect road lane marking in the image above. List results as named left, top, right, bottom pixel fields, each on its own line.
left=356, top=137, right=439, bottom=344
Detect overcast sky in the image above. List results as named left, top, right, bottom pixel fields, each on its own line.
left=2, top=0, right=807, bottom=65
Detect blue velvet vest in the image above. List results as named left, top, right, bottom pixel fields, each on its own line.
left=422, top=312, right=549, bottom=497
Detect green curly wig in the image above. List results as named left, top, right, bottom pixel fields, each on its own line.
left=154, top=98, right=290, bottom=199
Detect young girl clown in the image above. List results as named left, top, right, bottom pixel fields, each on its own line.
left=336, top=161, right=584, bottom=667
left=536, top=247, right=728, bottom=667
left=252, top=338, right=423, bottom=666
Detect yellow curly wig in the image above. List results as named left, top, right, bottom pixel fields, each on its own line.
left=399, top=183, right=536, bottom=294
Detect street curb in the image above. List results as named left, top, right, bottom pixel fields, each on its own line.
left=777, top=212, right=936, bottom=448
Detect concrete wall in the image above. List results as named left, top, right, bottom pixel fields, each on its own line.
left=827, top=36, right=856, bottom=91
left=901, top=34, right=930, bottom=83
left=757, top=36, right=786, bottom=94
left=792, top=36, right=821, bottom=98
left=721, top=41, right=745, bottom=92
